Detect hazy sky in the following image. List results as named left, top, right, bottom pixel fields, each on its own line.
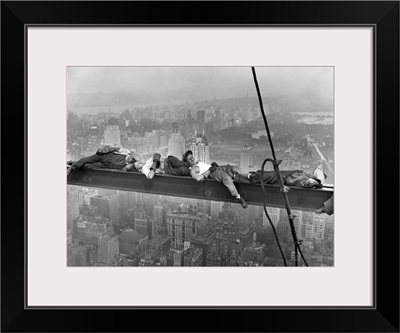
left=67, top=67, right=334, bottom=113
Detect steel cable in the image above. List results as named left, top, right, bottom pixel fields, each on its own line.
left=252, top=67, right=309, bottom=267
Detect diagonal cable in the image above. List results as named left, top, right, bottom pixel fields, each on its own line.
left=252, top=67, right=308, bottom=267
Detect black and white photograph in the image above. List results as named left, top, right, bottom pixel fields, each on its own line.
left=2, top=1, right=399, bottom=331
left=66, top=66, right=334, bottom=267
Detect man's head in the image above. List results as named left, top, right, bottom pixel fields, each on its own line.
left=305, top=178, right=320, bottom=187
left=133, top=161, right=144, bottom=171
left=126, top=154, right=136, bottom=164
left=182, top=150, right=195, bottom=166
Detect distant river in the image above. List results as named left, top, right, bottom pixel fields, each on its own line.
left=291, top=112, right=333, bottom=116
left=297, top=117, right=334, bottom=125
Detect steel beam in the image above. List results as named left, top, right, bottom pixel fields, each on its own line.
left=67, top=169, right=334, bottom=211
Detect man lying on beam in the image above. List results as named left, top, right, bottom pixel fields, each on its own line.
left=67, top=146, right=138, bottom=176
left=182, top=150, right=249, bottom=209
left=127, top=153, right=165, bottom=179
left=233, top=164, right=327, bottom=189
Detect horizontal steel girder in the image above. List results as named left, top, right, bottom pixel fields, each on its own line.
left=67, top=169, right=334, bottom=211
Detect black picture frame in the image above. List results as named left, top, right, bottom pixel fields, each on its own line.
left=2, top=1, right=399, bottom=332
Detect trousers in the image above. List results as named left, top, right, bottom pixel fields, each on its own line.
left=72, top=153, right=127, bottom=170
left=163, top=156, right=191, bottom=176
left=209, top=168, right=239, bottom=197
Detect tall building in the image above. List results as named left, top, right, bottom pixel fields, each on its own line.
left=312, top=214, right=326, bottom=241
left=167, top=210, right=208, bottom=247
left=190, top=132, right=210, bottom=164
left=183, top=243, right=203, bottom=266
left=196, top=109, right=206, bottom=133
left=97, top=232, right=119, bottom=265
left=169, top=247, right=185, bottom=266
left=124, top=208, right=135, bottom=226
left=282, top=209, right=326, bottom=242
left=143, top=193, right=158, bottom=216
left=104, top=125, right=121, bottom=147
left=263, top=207, right=281, bottom=228
left=149, top=234, right=171, bottom=256
left=211, top=203, right=241, bottom=264
left=134, top=218, right=148, bottom=236
left=133, top=205, right=146, bottom=221
left=300, top=211, right=314, bottom=240
left=134, top=217, right=157, bottom=240
left=90, top=196, right=110, bottom=217
left=196, top=110, right=205, bottom=124
left=197, top=199, right=210, bottom=215
left=72, top=216, right=111, bottom=245
left=168, top=122, right=185, bottom=158
left=133, top=192, right=143, bottom=206
left=78, top=188, right=98, bottom=207
left=90, top=195, right=120, bottom=226
left=211, top=201, right=224, bottom=221
left=240, top=145, right=254, bottom=173
left=153, top=202, right=167, bottom=232
left=67, top=186, right=80, bottom=229
left=191, top=233, right=215, bottom=266
left=69, top=244, right=90, bottom=266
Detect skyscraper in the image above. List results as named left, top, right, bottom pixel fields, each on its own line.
left=149, top=234, right=171, bottom=256
left=104, top=124, right=121, bottom=147
left=134, top=216, right=157, bottom=240
left=90, top=195, right=120, bottom=226
left=167, top=210, right=208, bottom=247
left=196, top=199, right=210, bottom=215
left=186, top=110, right=193, bottom=121
left=134, top=218, right=149, bottom=236
left=240, top=145, right=254, bottom=173
left=97, top=232, right=119, bottom=265
left=283, top=209, right=326, bottom=242
left=312, top=214, right=326, bottom=241
left=67, top=186, right=80, bottom=229
left=72, top=216, right=111, bottom=245
left=153, top=202, right=167, bottom=232
left=196, top=109, right=205, bottom=123
left=168, top=122, right=185, bottom=159
left=169, top=247, right=184, bottom=266
left=196, top=110, right=206, bottom=134
left=183, top=244, right=203, bottom=266
left=263, top=207, right=280, bottom=228
left=190, top=132, right=210, bottom=164
left=213, top=203, right=240, bottom=262
left=211, top=201, right=223, bottom=221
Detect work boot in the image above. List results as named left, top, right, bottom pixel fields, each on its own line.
left=237, top=196, right=248, bottom=209
left=151, top=153, right=161, bottom=170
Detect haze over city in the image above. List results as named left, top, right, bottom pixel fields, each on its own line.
left=67, top=67, right=334, bottom=114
